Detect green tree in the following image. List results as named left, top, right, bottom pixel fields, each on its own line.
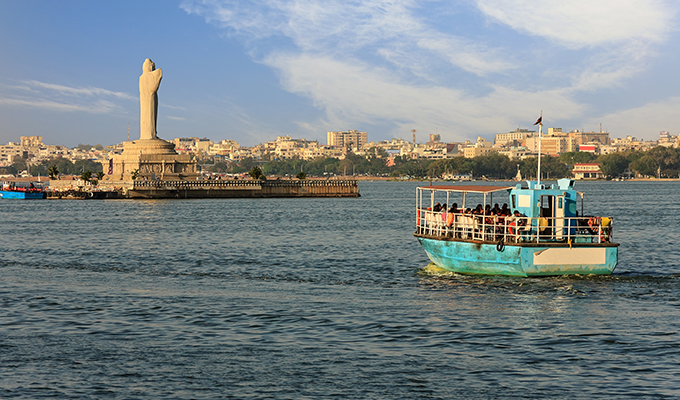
left=559, top=151, right=596, bottom=167
left=249, top=165, right=265, bottom=179
left=48, top=165, right=59, bottom=180
left=630, top=155, right=658, bottom=177
left=645, top=146, right=680, bottom=176
left=73, top=159, right=102, bottom=174
left=597, top=153, right=629, bottom=177
left=80, top=170, right=93, bottom=182
left=208, top=162, right=230, bottom=173
left=10, top=159, right=27, bottom=174
left=296, top=171, right=306, bottom=180
left=520, top=156, right=570, bottom=180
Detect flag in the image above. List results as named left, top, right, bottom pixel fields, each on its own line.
left=533, top=116, right=542, bottom=125
left=108, top=159, right=113, bottom=175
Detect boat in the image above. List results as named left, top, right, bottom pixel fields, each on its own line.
left=414, top=178, right=618, bottom=276
left=414, top=113, right=618, bottom=276
left=0, top=181, right=46, bottom=199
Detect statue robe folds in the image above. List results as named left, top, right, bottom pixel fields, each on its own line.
left=139, top=59, right=163, bottom=140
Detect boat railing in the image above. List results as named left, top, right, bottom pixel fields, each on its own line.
left=415, top=209, right=613, bottom=244
left=1, top=181, right=44, bottom=192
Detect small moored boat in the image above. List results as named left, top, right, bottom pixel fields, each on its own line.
left=0, top=181, right=46, bottom=199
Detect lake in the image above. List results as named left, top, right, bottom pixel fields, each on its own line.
left=1, top=181, right=679, bottom=399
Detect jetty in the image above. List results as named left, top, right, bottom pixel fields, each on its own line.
left=47, top=178, right=359, bottom=199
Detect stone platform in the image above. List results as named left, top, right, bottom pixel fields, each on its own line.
left=94, top=179, right=360, bottom=199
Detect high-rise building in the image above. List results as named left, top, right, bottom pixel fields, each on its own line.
left=494, top=129, right=535, bottom=146
left=327, top=130, right=367, bottom=150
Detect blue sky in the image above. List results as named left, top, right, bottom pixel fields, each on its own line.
left=1, top=0, right=679, bottom=147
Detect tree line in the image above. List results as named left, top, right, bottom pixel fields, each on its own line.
left=4, top=145, right=679, bottom=179
left=204, top=146, right=680, bottom=179
left=1, top=157, right=102, bottom=177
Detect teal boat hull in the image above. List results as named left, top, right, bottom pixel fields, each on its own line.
left=0, top=190, right=45, bottom=199
left=417, top=236, right=618, bottom=277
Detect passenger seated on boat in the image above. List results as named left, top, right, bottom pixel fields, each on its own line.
left=447, top=204, right=457, bottom=226
left=459, top=208, right=472, bottom=238
left=433, top=202, right=442, bottom=212
left=492, top=203, right=500, bottom=215
left=538, top=217, right=550, bottom=240
left=424, top=207, right=436, bottom=234
left=510, top=211, right=529, bottom=241
left=446, top=203, right=462, bottom=237
left=600, top=217, right=612, bottom=243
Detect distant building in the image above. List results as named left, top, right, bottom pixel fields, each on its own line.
left=578, top=144, right=598, bottom=153
left=20, top=136, right=43, bottom=147
left=428, top=134, right=441, bottom=144
left=658, top=131, right=678, bottom=148
left=526, top=135, right=569, bottom=155
left=497, top=146, right=532, bottom=160
left=327, top=130, right=367, bottom=150
left=524, top=128, right=610, bottom=155
left=494, top=128, right=535, bottom=147
left=573, top=163, right=604, bottom=179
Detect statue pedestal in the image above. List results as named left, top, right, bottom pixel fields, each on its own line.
left=103, top=138, right=199, bottom=181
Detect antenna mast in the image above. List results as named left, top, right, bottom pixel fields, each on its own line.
left=411, top=129, right=417, bottom=146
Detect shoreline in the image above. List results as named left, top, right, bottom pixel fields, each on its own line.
left=3, top=176, right=680, bottom=183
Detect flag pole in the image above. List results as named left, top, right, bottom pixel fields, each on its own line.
left=534, top=111, right=543, bottom=186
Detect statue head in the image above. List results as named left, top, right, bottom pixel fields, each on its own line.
left=143, top=58, right=155, bottom=73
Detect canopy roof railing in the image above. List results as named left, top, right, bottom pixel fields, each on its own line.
left=417, top=185, right=514, bottom=194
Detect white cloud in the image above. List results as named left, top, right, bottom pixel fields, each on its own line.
left=0, top=80, right=133, bottom=114
left=23, top=80, right=135, bottom=100
left=265, top=52, right=583, bottom=141
left=181, top=0, right=680, bottom=142
left=584, top=97, right=680, bottom=138
left=476, top=0, right=675, bottom=49
left=181, top=0, right=516, bottom=77
left=416, top=36, right=515, bottom=76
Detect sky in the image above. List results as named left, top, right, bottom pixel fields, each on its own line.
left=1, top=0, right=680, bottom=148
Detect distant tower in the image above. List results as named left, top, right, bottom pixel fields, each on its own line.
left=411, top=129, right=417, bottom=145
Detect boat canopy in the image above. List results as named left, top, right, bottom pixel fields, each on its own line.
left=417, top=185, right=514, bottom=194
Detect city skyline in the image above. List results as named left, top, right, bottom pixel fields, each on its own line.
left=1, top=1, right=680, bottom=148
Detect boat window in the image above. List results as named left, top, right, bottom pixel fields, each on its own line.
left=511, top=194, right=516, bottom=209
left=518, top=194, right=531, bottom=208
left=558, top=197, right=563, bottom=209
left=569, top=201, right=577, bottom=215
left=540, top=195, right=554, bottom=218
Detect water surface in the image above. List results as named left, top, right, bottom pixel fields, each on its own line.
left=1, top=181, right=679, bottom=399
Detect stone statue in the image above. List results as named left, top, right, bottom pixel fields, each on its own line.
left=139, top=58, right=163, bottom=140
